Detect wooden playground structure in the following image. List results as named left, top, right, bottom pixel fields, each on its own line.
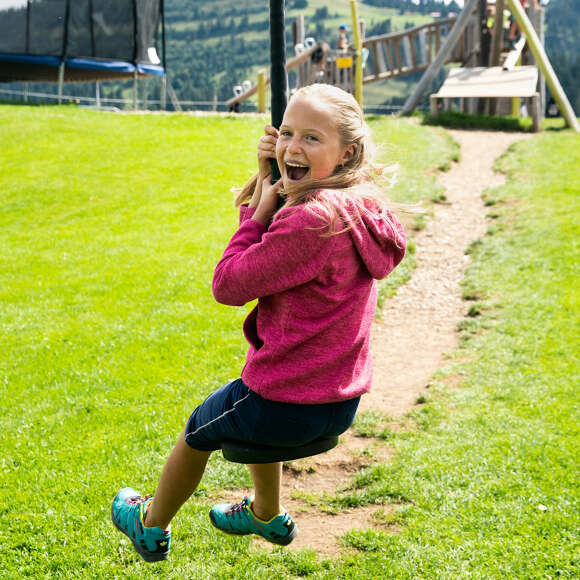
left=226, top=0, right=578, bottom=132
left=226, top=12, right=465, bottom=112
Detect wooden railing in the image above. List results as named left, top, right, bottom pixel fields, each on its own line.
left=362, top=18, right=461, bottom=83
left=225, top=41, right=324, bottom=110
left=225, top=15, right=479, bottom=109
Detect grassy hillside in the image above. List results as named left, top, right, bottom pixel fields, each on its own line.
left=161, top=0, right=441, bottom=107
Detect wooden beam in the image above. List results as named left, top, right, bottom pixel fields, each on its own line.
left=490, top=0, right=505, bottom=67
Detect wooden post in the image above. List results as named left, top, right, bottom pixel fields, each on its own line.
left=430, top=94, right=438, bottom=118
left=257, top=70, right=267, bottom=114
left=294, top=14, right=305, bottom=89
left=489, top=0, right=505, bottom=115
left=529, top=2, right=545, bottom=122
left=530, top=93, right=540, bottom=132
left=418, top=29, right=427, bottom=66
left=490, top=0, right=504, bottom=67
left=479, top=0, right=490, bottom=67
left=507, top=0, right=578, bottom=131
left=393, top=39, right=402, bottom=74
left=350, top=0, right=363, bottom=106
left=409, top=32, right=417, bottom=69
left=371, top=41, right=380, bottom=78
left=511, top=52, right=522, bottom=117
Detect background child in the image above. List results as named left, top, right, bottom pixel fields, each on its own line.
left=337, top=24, right=349, bottom=50
left=111, top=84, right=406, bottom=562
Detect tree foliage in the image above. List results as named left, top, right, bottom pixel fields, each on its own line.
left=545, top=0, right=580, bottom=113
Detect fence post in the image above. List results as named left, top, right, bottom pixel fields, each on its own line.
left=257, top=70, right=267, bottom=114
left=57, top=61, right=65, bottom=105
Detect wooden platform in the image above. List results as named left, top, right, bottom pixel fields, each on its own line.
left=430, top=66, right=541, bottom=131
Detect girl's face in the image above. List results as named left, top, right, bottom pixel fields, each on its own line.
left=276, top=96, right=354, bottom=191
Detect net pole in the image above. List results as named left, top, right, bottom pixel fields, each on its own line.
left=269, top=0, right=287, bottom=182
left=58, top=0, right=71, bottom=105
left=160, top=0, right=167, bottom=110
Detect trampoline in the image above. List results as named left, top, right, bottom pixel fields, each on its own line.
left=0, top=0, right=165, bottom=83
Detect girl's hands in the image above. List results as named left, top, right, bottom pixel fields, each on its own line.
left=253, top=175, right=283, bottom=226
left=250, top=125, right=281, bottom=214
left=257, top=125, right=279, bottom=180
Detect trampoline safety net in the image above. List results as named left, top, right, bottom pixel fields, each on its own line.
left=0, top=0, right=164, bottom=82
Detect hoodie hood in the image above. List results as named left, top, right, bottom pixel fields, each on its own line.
left=310, top=190, right=406, bottom=280
left=347, top=202, right=406, bottom=279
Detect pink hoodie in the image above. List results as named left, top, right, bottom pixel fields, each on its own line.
left=212, top=190, right=406, bottom=404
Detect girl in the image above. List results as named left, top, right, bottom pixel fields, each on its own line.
left=111, top=84, right=406, bottom=562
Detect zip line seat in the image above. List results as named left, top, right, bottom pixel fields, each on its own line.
left=221, top=435, right=339, bottom=464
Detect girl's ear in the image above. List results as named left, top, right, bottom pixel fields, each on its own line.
left=339, top=144, right=356, bottom=165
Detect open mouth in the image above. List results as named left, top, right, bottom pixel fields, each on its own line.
left=285, top=161, right=310, bottom=182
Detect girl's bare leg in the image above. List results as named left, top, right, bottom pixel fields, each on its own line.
left=249, top=462, right=283, bottom=520
left=145, top=433, right=211, bottom=529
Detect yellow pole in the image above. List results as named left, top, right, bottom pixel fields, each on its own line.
left=506, top=0, right=578, bottom=131
left=257, top=70, right=267, bottom=114
left=350, top=0, right=363, bottom=107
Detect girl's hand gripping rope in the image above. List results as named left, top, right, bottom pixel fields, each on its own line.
left=257, top=125, right=279, bottom=181
left=251, top=125, right=282, bottom=225
left=253, top=175, right=282, bottom=226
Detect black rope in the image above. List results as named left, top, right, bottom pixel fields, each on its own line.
left=269, top=0, right=287, bottom=182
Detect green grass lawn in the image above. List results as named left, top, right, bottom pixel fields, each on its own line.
left=0, top=105, right=456, bottom=577
left=2, top=106, right=576, bottom=578
left=332, top=130, right=580, bottom=578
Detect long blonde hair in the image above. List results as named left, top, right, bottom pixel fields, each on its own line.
left=234, top=84, right=402, bottom=235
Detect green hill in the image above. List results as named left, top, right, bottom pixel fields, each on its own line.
left=160, top=0, right=458, bottom=108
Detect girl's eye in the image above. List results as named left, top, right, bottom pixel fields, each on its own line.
left=280, top=130, right=292, bottom=137
left=306, top=135, right=319, bottom=142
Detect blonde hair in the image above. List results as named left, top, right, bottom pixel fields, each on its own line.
left=234, top=84, right=403, bottom=235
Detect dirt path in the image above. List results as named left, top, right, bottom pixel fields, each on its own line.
left=219, top=129, right=529, bottom=556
